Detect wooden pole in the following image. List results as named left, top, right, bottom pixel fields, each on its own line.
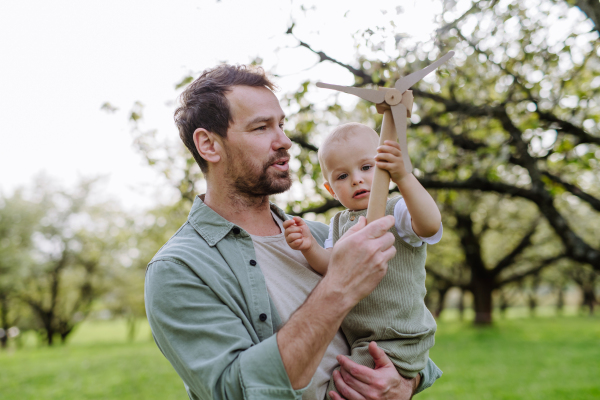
left=366, top=109, right=397, bottom=224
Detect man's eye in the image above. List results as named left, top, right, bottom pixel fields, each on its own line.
left=279, top=123, right=285, bottom=129
left=337, top=173, right=348, bottom=180
left=362, top=165, right=372, bottom=171
left=255, top=126, right=267, bottom=131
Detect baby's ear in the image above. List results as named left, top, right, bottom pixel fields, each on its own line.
left=324, top=182, right=336, bottom=199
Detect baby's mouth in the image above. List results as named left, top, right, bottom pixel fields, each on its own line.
left=353, top=189, right=370, bottom=199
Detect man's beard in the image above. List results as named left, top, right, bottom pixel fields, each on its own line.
left=227, top=149, right=292, bottom=197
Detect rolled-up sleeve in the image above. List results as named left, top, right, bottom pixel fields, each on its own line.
left=145, top=259, right=306, bottom=400
left=415, top=358, right=443, bottom=395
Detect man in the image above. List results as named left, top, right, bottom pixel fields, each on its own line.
left=145, top=64, right=442, bottom=400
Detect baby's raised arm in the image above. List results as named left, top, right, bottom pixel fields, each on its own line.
left=375, top=140, right=441, bottom=237
left=283, top=217, right=332, bottom=275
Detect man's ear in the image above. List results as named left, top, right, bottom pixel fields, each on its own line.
left=193, top=128, right=222, bottom=164
left=324, top=182, right=337, bottom=199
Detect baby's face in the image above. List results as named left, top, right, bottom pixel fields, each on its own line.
left=322, top=131, right=378, bottom=211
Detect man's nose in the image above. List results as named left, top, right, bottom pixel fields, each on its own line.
left=274, top=126, right=292, bottom=150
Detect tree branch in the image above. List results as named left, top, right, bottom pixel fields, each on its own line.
left=426, top=266, right=469, bottom=289
left=491, top=218, right=539, bottom=275
left=413, top=117, right=486, bottom=151
left=536, top=110, right=600, bottom=146
left=289, top=198, right=341, bottom=217
left=499, top=255, right=566, bottom=285
left=289, top=135, right=319, bottom=152
left=542, top=171, right=600, bottom=212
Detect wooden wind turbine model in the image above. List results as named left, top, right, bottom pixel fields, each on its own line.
left=316, top=51, right=455, bottom=223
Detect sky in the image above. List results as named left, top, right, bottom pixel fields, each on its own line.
left=0, top=0, right=442, bottom=210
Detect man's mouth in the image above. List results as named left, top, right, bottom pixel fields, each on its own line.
left=353, top=189, right=370, bottom=199
left=270, top=158, right=289, bottom=171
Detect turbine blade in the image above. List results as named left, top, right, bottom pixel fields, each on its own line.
left=390, top=104, right=413, bottom=173
left=395, top=51, right=455, bottom=94
left=316, top=82, right=385, bottom=104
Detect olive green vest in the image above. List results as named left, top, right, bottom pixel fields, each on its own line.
left=329, top=196, right=437, bottom=380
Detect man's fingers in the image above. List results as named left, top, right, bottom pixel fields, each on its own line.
left=329, top=391, right=345, bottom=400
left=339, top=366, right=373, bottom=395
left=337, top=355, right=377, bottom=385
left=380, top=243, right=397, bottom=263
left=344, top=216, right=367, bottom=236
left=332, top=369, right=364, bottom=400
left=362, top=215, right=395, bottom=239
left=368, top=341, right=393, bottom=369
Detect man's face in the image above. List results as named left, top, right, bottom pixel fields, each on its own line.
left=221, top=85, right=292, bottom=197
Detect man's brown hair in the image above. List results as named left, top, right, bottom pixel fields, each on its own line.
left=174, top=64, right=277, bottom=173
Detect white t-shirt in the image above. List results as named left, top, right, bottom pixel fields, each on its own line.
left=251, top=213, right=350, bottom=400
left=323, top=197, right=443, bottom=249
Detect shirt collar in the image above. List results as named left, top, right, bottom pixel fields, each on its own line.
left=187, top=194, right=290, bottom=247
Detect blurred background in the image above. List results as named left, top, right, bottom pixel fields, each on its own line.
left=1, top=0, right=599, bottom=399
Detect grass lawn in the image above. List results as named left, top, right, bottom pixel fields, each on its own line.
left=1, top=315, right=599, bottom=399
left=420, top=315, right=600, bottom=400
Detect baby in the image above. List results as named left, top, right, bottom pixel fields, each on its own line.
left=283, top=122, right=442, bottom=398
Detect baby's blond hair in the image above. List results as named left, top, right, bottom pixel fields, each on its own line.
left=318, top=122, right=379, bottom=181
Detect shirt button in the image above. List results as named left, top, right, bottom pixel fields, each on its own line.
left=259, top=313, right=267, bottom=322
left=232, top=227, right=240, bottom=234
left=249, top=259, right=257, bottom=266
left=350, top=216, right=355, bottom=221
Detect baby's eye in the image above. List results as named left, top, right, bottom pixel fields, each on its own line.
left=337, top=173, right=348, bottom=180
left=362, top=165, right=372, bottom=171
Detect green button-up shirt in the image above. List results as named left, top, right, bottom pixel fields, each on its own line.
left=145, top=196, right=442, bottom=400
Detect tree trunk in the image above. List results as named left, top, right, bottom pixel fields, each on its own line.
left=0, top=295, right=8, bottom=349
left=556, top=284, right=565, bottom=315
left=471, top=279, right=494, bottom=325
left=582, top=288, right=596, bottom=316
left=499, top=291, right=509, bottom=318
left=60, top=327, right=73, bottom=344
left=46, top=328, right=54, bottom=346
left=127, top=316, right=137, bottom=342
left=458, top=288, right=465, bottom=321
left=434, top=287, right=450, bottom=318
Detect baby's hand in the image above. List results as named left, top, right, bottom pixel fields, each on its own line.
left=375, top=140, right=410, bottom=183
left=283, top=217, right=314, bottom=251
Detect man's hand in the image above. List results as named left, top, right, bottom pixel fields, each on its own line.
left=330, top=342, right=420, bottom=400
left=375, top=140, right=410, bottom=184
left=324, top=216, right=396, bottom=306
left=283, top=216, right=314, bottom=251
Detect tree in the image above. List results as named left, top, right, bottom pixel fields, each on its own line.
left=17, top=178, right=122, bottom=345
left=424, top=193, right=565, bottom=323
left=0, top=189, right=41, bottom=348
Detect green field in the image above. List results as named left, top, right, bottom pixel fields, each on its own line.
left=2, top=315, right=599, bottom=399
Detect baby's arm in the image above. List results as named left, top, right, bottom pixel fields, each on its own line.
left=283, top=217, right=332, bottom=275
left=376, top=140, right=441, bottom=238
